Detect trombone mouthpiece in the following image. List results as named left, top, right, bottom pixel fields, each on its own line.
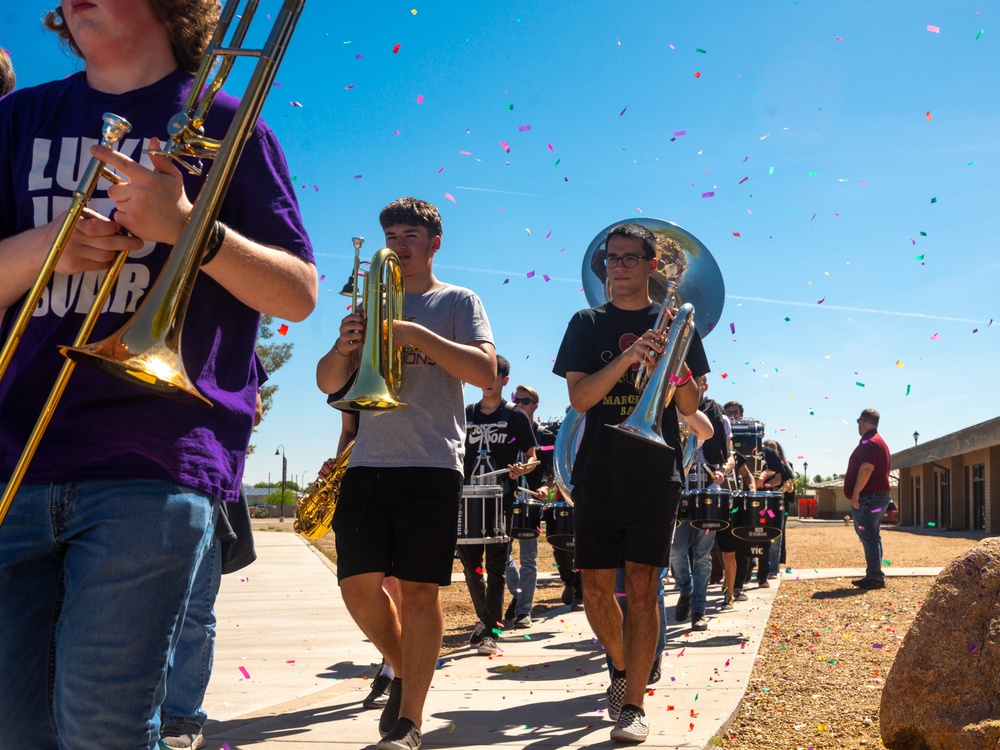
left=352, top=236, right=365, bottom=251
left=100, top=113, right=132, bottom=147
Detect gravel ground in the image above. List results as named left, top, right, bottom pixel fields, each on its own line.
left=294, top=518, right=987, bottom=749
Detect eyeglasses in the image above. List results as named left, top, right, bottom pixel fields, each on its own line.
left=603, top=254, right=647, bottom=269
left=725, top=410, right=742, bottom=418
left=512, top=396, right=536, bottom=405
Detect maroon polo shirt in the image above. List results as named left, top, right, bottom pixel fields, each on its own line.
left=844, top=429, right=892, bottom=497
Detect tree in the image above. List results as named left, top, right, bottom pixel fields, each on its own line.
left=249, top=313, right=294, bottom=455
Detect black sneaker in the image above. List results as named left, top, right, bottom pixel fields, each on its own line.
left=610, top=704, right=648, bottom=742
left=513, top=613, right=532, bottom=629
left=647, top=653, right=661, bottom=685
left=363, top=671, right=393, bottom=709
left=720, top=595, right=734, bottom=611
left=477, top=636, right=499, bottom=655
left=469, top=621, right=486, bottom=647
left=571, top=599, right=585, bottom=612
left=160, top=722, right=204, bottom=749
left=378, top=678, right=402, bottom=738
left=757, top=579, right=771, bottom=588
left=674, top=594, right=691, bottom=622
left=691, top=613, right=708, bottom=631
left=856, top=578, right=886, bottom=589
left=607, top=669, right=627, bottom=721
left=376, top=717, right=422, bottom=750
left=734, top=590, right=748, bottom=602
left=561, top=583, right=575, bottom=605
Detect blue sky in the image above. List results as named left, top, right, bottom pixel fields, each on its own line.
left=5, top=1, right=998, bottom=486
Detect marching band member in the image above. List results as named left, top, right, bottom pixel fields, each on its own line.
left=317, top=197, right=494, bottom=750
left=553, top=223, right=709, bottom=743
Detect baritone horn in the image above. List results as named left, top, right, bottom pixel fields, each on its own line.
left=330, top=245, right=407, bottom=411
left=295, top=443, right=353, bottom=541
left=0, top=0, right=306, bottom=528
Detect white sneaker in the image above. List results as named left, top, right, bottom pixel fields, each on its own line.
left=606, top=671, right=627, bottom=720
left=610, top=704, right=649, bottom=743
left=477, top=636, right=498, bottom=655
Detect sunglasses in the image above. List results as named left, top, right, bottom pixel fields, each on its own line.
left=512, top=397, right=536, bottom=405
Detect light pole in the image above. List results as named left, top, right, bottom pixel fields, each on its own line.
left=275, top=445, right=287, bottom=523
left=913, top=431, right=919, bottom=447
left=803, top=461, right=808, bottom=483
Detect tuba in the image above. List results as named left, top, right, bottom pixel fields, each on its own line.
left=0, top=0, right=306, bottom=528
left=294, top=442, right=352, bottom=541
left=551, top=219, right=724, bottom=491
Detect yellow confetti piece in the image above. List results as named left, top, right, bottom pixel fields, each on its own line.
left=896, top=360, right=904, bottom=368
left=447, top=723, right=455, bottom=734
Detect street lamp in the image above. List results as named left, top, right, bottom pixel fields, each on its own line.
left=913, top=431, right=919, bottom=447
left=275, top=445, right=287, bottom=523
left=803, top=461, right=808, bottom=483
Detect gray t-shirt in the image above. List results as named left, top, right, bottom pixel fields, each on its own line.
left=349, top=283, right=493, bottom=473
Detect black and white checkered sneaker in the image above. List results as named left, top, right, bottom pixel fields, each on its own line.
left=606, top=670, right=627, bottom=721
left=610, top=704, right=649, bottom=743
left=376, top=718, right=422, bottom=750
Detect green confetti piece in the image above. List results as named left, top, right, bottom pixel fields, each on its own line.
left=784, top=317, right=791, bottom=322
left=977, top=28, right=984, bottom=40
left=915, top=254, right=925, bottom=260
left=695, top=693, right=699, bottom=700
left=856, top=381, right=865, bottom=387
left=883, top=558, right=892, bottom=566
left=905, top=384, right=911, bottom=396
left=827, top=659, right=837, bottom=665
left=554, top=158, right=561, bottom=166
left=967, top=161, right=977, bottom=166
left=931, top=197, right=938, bottom=203
left=808, top=171, right=818, bottom=176
left=768, top=166, right=774, bottom=175
left=505, top=104, right=513, bottom=110
left=919, top=231, right=927, bottom=236
left=928, top=522, right=936, bottom=527
left=696, top=48, right=707, bottom=53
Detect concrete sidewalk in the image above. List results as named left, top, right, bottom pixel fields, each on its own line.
left=200, top=531, right=939, bottom=749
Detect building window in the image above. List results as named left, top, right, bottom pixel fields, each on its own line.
left=971, top=464, right=986, bottom=531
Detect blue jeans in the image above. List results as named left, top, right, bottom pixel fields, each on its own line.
left=613, top=566, right=667, bottom=660
left=852, top=491, right=889, bottom=582
left=669, top=521, right=715, bottom=616
left=0, top=480, right=217, bottom=750
left=506, top=537, right=538, bottom=617
left=162, top=536, right=223, bottom=728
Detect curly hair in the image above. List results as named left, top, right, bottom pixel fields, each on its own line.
left=379, top=197, right=443, bottom=239
left=44, top=1, right=220, bottom=73
left=0, top=49, right=15, bottom=96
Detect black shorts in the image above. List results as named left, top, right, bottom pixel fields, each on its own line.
left=572, top=480, right=680, bottom=569
left=332, top=466, right=462, bottom=585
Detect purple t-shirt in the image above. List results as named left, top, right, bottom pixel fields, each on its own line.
left=0, top=69, right=313, bottom=501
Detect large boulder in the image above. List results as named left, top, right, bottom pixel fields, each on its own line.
left=880, top=537, right=1000, bottom=749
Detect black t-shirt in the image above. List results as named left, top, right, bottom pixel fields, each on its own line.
left=699, top=398, right=728, bottom=467
left=762, top=446, right=786, bottom=485
left=464, top=401, right=537, bottom=495
left=552, top=301, right=710, bottom=487
left=526, top=421, right=556, bottom=492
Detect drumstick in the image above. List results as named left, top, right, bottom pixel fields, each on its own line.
left=476, top=459, right=541, bottom=479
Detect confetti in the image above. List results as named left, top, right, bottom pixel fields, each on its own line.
left=277, top=324, right=289, bottom=336
left=732, top=231, right=741, bottom=237
left=444, top=192, right=456, bottom=203
left=930, top=332, right=940, bottom=340
left=694, top=71, right=701, bottom=78
left=411, top=8, right=417, bottom=14
left=392, top=43, right=401, bottom=53
left=896, top=360, right=904, bottom=368
left=500, top=140, right=510, bottom=153
left=290, top=101, right=303, bottom=107
left=856, top=381, right=865, bottom=387
left=673, top=130, right=686, bottom=136
left=702, top=191, right=715, bottom=198
left=977, top=29, right=984, bottom=40
left=416, top=94, right=424, bottom=103
left=931, top=197, right=937, bottom=203
left=518, top=124, right=531, bottom=132
left=729, top=322, right=736, bottom=334
left=905, top=384, right=911, bottom=396
left=927, top=25, right=940, bottom=33
left=925, top=111, right=933, bottom=120
left=817, top=297, right=825, bottom=304
left=527, top=270, right=535, bottom=279
left=739, top=176, right=748, bottom=184
left=239, top=666, right=251, bottom=679
left=620, top=106, right=627, bottom=116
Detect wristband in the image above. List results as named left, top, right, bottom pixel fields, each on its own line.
left=201, top=221, right=226, bottom=266
left=673, top=369, right=693, bottom=388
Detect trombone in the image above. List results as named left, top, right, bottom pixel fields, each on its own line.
left=0, top=0, right=306, bottom=527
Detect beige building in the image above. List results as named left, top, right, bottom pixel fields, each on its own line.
left=804, top=477, right=897, bottom=520
left=892, top=416, right=1000, bottom=533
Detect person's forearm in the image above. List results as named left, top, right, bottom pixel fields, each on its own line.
left=201, top=228, right=318, bottom=321
left=673, top=369, right=701, bottom=417
left=566, top=357, right=634, bottom=413
left=317, top=343, right=356, bottom=394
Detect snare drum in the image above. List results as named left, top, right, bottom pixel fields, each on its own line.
left=689, top=487, right=732, bottom=531
left=510, top=500, right=544, bottom=539
left=456, top=485, right=508, bottom=544
left=544, top=501, right=575, bottom=551
left=731, top=491, right=783, bottom=542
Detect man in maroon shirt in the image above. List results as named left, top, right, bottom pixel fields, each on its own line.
left=844, top=408, right=892, bottom=589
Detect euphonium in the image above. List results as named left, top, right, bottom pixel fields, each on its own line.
left=294, top=443, right=353, bottom=542
left=331, top=247, right=407, bottom=411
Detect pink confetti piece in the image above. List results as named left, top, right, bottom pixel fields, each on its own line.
left=392, top=43, right=401, bottom=53
left=547, top=142, right=554, bottom=151
left=673, top=130, right=686, bottom=136
left=930, top=332, right=940, bottom=340
left=444, top=192, right=456, bottom=203
left=702, top=191, right=714, bottom=198
left=344, top=84, right=355, bottom=89
left=503, top=279, right=509, bottom=285
left=354, top=174, right=362, bottom=179
left=927, top=25, right=940, bottom=33
left=738, top=176, right=748, bottom=184
left=499, top=140, right=511, bottom=153
left=526, top=270, right=535, bottom=279
left=318, top=273, right=326, bottom=282
left=543, top=274, right=551, bottom=282
left=437, top=167, right=444, bottom=173
left=355, top=54, right=364, bottom=59
left=459, top=150, right=471, bottom=155
left=416, top=94, right=424, bottom=103
left=518, top=124, right=531, bottom=132
left=239, top=666, right=251, bottom=679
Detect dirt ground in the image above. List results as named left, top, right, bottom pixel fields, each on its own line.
left=294, top=518, right=987, bottom=749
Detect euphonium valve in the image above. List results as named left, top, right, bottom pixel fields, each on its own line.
left=294, top=443, right=352, bottom=542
